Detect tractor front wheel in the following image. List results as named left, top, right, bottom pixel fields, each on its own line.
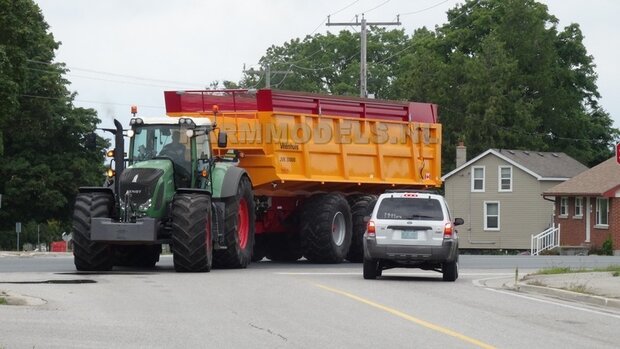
left=72, top=192, right=114, bottom=271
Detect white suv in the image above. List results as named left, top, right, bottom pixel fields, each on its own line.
left=363, top=190, right=464, bottom=281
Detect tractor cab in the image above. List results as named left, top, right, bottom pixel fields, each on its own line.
left=127, top=116, right=214, bottom=190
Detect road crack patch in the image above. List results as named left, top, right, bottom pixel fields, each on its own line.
left=249, top=322, right=287, bottom=341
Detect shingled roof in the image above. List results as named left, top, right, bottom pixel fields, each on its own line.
left=442, top=149, right=588, bottom=181
left=544, top=157, right=620, bottom=197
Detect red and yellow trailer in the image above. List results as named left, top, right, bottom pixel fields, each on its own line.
left=165, top=89, right=441, bottom=263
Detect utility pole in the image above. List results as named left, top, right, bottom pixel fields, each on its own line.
left=243, top=64, right=293, bottom=89
left=327, top=14, right=401, bottom=98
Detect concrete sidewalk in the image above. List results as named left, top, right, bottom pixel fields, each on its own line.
left=485, top=271, right=620, bottom=309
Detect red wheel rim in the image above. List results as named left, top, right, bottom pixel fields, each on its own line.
left=237, top=198, right=249, bottom=249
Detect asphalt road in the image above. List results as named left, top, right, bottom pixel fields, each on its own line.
left=1, top=254, right=620, bottom=348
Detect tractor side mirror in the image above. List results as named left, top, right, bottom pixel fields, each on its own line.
left=218, top=131, right=228, bottom=148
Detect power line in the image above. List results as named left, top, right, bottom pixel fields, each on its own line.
left=400, top=0, right=450, bottom=16
left=27, top=59, right=205, bottom=87
left=359, top=0, right=391, bottom=15
left=19, top=94, right=164, bottom=110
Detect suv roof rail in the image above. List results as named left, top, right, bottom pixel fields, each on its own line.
left=384, top=189, right=441, bottom=194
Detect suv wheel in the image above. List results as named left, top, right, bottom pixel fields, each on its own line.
left=442, top=260, right=458, bottom=281
left=363, top=257, right=379, bottom=279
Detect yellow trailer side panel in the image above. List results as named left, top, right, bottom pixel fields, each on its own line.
left=188, top=111, right=441, bottom=195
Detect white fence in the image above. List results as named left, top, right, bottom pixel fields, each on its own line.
left=531, top=224, right=560, bottom=256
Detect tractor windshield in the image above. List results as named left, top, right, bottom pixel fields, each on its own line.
left=130, top=125, right=189, bottom=164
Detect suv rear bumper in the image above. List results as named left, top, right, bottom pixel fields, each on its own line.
left=364, top=238, right=458, bottom=262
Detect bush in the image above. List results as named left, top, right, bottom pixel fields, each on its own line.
left=601, top=235, right=613, bottom=256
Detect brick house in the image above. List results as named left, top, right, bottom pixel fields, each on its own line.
left=543, top=157, right=620, bottom=254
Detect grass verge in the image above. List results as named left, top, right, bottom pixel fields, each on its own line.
left=535, top=265, right=620, bottom=275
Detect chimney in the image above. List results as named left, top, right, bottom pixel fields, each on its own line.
left=456, top=141, right=466, bottom=168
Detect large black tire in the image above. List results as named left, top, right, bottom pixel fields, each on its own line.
left=213, top=176, right=255, bottom=268
left=171, top=193, right=213, bottom=272
left=300, top=193, right=352, bottom=263
left=72, top=192, right=114, bottom=271
left=265, top=233, right=304, bottom=262
left=114, top=245, right=161, bottom=268
left=346, top=195, right=377, bottom=263
left=442, top=259, right=458, bottom=282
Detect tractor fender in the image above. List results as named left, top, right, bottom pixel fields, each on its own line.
left=78, top=187, right=115, bottom=196
left=219, top=166, right=251, bottom=199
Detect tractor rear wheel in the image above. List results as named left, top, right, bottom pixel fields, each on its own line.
left=346, top=195, right=377, bottom=263
left=213, top=176, right=255, bottom=268
left=73, top=192, right=114, bottom=271
left=171, top=193, right=213, bottom=272
left=301, top=193, right=352, bottom=263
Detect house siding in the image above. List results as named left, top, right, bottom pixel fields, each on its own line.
left=444, top=154, right=559, bottom=250
left=555, top=196, right=620, bottom=251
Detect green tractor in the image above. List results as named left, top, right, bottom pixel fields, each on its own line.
left=73, top=116, right=255, bottom=272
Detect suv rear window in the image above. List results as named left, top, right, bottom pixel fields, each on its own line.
left=376, top=198, right=444, bottom=221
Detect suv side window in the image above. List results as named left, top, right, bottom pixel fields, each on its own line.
left=376, top=198, right=444, bottom=221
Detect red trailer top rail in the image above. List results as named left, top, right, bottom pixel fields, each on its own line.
left=164, top=89, right=437, bottom=123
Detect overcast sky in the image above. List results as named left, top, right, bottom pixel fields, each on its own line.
left=35, top=0, right=620, bottom=135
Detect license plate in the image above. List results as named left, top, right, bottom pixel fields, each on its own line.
left=401, top=230, right=418, bottom=239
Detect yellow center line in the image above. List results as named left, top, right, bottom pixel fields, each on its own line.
left=314, top=283, right=496, bottom=349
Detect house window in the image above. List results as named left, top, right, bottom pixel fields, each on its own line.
left=596, top=197, right=609, bottom=226
left=498, top=166, right=512, bottom=192
left=484, top=201, right=500, bottom=231
left=574, top=197, right=583, bottom=218
left=472, top=166, right=485, bottom=192
left=559, top=197, right=568, bottom=217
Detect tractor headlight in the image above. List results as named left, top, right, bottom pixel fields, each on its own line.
left=138, top=199, right=152, bottom=211
left=127, top=129, right=135, bottom=138
left=185, top=129, right=194, bottom=138
left=106, top=168, right=115, bottom=178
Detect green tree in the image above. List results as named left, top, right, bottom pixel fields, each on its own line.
left=0, top=0, right=107, bottom=249
left=241, top=28, right=409, bottom=98
left=395, top=0, right=617, bottom=170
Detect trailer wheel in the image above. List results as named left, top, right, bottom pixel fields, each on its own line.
left=73, top=192, right=114, bottom=271
left=346, top=195, right=377, bottom=263
left=265, top=233, right=304, bottom=262
left=214, top=176, right=255, bottom=268
left=114, top=245, right=161, bottom=268
left=301, top=193, right=352, bottom=263
left=171, top=193, right=213, bottom=272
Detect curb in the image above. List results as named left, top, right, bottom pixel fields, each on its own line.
left=509, top=283, right=620, bottom=309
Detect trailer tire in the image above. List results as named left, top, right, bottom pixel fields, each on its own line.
left=72, top=192, right=114, bottom=271
left=114, top=245, right=161, bottom=268
left=265, top=233, right=304, bottom=262
left=301, top=193, right=352, bottom=263
left=346, top=195, right=377, bottom=263
left=171, top=193, right=213, bottom=272
left=213, top=176, right=255, bottom=268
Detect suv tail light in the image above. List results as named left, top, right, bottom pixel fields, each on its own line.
left=443, top=222, right=453, bottom=238
left=367, top=220, right=376, bottom=237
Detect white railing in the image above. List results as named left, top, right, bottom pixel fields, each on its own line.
left=531, top=224, right=560, bottom=255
